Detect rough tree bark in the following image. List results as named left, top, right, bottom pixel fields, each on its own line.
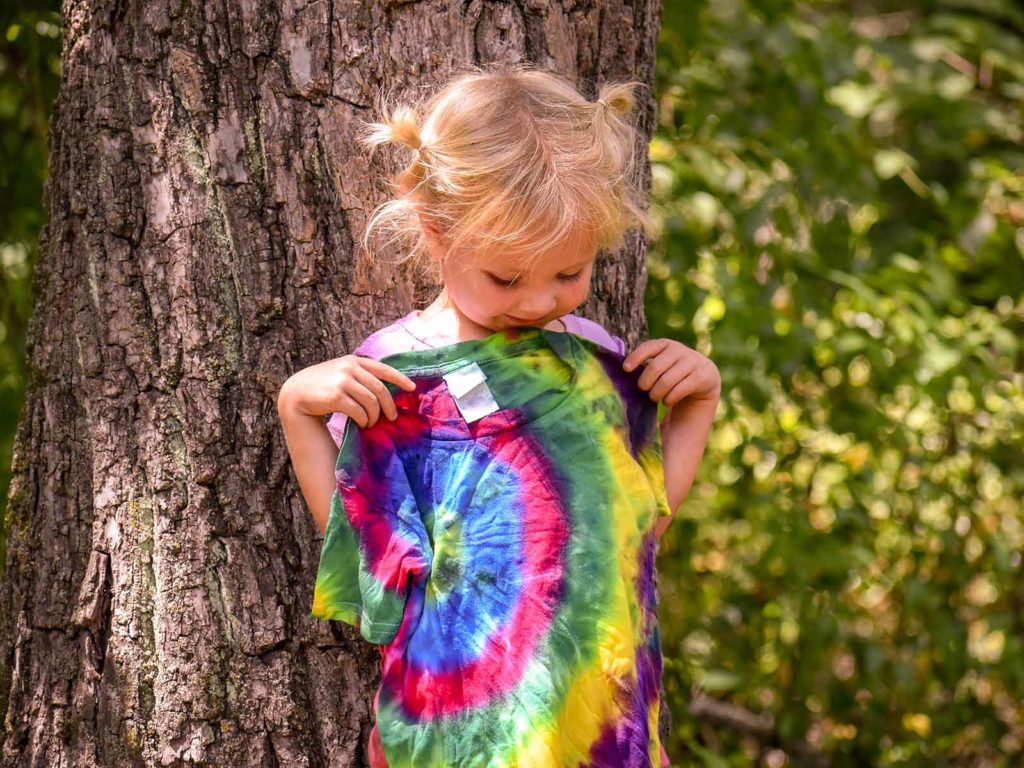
left=0, top=0, right=664, bottom=765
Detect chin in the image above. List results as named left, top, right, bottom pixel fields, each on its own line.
left=505, top=316, right=547, bottom=327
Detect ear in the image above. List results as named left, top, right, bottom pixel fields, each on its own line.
left=417, top=212, right=452, bottom=265
left=420, top=215, right=443, bottom=239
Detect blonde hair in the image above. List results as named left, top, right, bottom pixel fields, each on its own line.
left=356, top=62, right=654, bottom=278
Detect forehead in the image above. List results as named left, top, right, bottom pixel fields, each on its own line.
left=471, top=228, right=599, bottom=275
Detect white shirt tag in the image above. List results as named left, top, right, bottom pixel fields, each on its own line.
left=442, top=362, right=501, bottom=422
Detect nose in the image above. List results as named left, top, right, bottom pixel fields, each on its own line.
left=514, top=293, right=557, bottom=319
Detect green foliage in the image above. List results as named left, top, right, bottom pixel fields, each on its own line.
left=650, top=1, right=1024, bottom=765
left=0, top=3, right=60, bottom=571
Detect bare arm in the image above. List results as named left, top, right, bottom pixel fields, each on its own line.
left=277, top=382, right=340, bottom=536
left=622, top=337, right=721, bottom=543
left=653, top=394, right=719, bottom=541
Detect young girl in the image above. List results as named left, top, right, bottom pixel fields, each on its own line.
left=278, top=64, right=720, bottom=768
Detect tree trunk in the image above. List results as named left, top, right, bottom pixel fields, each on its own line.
left=0, top=1, right=664, bottom=764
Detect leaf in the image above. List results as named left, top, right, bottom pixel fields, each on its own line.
left=826, top=81, right=882, bottom=118
left=699, top=668, right=744, bottom=692
left=873, top=149, right=916, bottom=180
left=918, top=341, right=961, bottom=382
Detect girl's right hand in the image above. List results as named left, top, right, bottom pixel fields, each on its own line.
left=278, top=355, right=417, bottom=428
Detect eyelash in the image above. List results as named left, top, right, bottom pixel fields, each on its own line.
left=490, top=271, right=584, bottom=289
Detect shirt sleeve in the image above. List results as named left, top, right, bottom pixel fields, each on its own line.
left=325, top=412, right=349, bottom=450
left=310, top=417, right=431, bottom=644
left=564, top=314, right=627, bottom=356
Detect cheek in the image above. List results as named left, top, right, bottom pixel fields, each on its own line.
left=563, top=279, right=591, bottom=305
left=459, top=275, right=507, bottom=313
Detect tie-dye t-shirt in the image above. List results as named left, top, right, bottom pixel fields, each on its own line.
left=311, top=326, right=672, bottom=767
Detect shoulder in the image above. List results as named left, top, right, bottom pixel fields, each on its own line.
left=351, top=311, right=424, bottom=360
left=563, top=314, right=627, bottom=356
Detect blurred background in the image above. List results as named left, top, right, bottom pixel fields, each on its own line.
left=2, top=0, right=1021, bottom=764
left=0, top=0, right=61, bottom=569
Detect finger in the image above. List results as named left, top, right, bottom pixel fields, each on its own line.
left=336, top=393, right=371, bottom=429
left=623, top=338, right=671, bottom=372
left=638, top=354, right=687, bottom=392
left=651, top=364, right=692, bottom=405
left=344, top=380, right=382, bottom=426
left=663, top=374, right=698, bottom=406
left=360, top=358, right=417, bottom=391
left=352, top=366, right=400, bottom=421
left=646, top=359, right=692, bottom=400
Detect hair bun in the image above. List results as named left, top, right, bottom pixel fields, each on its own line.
left=596, top=82, right=638, bottom=118
left=360, top=103, right=423, bottom=152
left=388, top=106, right=423, bottom=150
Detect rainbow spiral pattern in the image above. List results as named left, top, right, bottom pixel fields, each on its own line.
left=311, top=327, right=672, bottom=767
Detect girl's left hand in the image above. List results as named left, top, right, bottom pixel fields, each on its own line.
left=623, top=338, right=721, bottom=406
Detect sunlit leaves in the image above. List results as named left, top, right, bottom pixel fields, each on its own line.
left=651, top=0, right=1023, bottom=763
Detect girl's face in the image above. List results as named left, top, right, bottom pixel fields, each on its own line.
left=434, top=228, right=598, bottom=332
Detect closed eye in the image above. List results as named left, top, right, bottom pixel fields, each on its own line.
left=487, top=271, right=584, bottom=289
left=488, top=274, right=520, bottom=289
